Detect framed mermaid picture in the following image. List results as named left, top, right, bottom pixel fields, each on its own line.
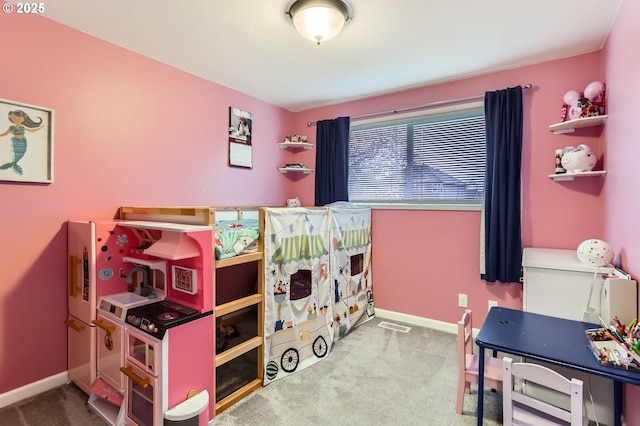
left=0, top=98, right=53, bottom=183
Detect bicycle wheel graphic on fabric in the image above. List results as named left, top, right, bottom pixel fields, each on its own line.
left=313, top=335, right=328, bottom=358
left=281, top=348, right=299, bottom=373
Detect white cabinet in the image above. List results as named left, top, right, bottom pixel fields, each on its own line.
left=522, top=247, right=618, bottom=426
left=522, top=247, right=614, bottom=320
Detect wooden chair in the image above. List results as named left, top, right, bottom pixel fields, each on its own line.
left=502, top=357, right=589, bottom=426
left=456, top=309, right=503, bottom=414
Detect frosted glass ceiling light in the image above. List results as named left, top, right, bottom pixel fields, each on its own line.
left=287, top=0, right=350, bottom=45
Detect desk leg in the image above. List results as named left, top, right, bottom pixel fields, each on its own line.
left=614, top=380, right=622, bottom=426
left=477, top=348, right=485, bottom=426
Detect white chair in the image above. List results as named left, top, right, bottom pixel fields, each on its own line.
left=502, top=357, right=589, bottom=426
left=456, top=309, right=503, bottom=414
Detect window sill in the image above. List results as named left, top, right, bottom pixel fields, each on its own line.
left=352, top=202, right=482, bottom=211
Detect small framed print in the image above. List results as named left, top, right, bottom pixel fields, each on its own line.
left=228, top=107, right=253, bottom=169
left=0, top=98, right=54, bottom=183
left=172, top=265, right=198, bottom=295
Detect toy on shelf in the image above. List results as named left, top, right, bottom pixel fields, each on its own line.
left=554, top=149, right=566, bottom=174
left=283, top=134, right=308, bottom=143
left=284, top=163, right=308, bottom=169
left=560, top=81, right=606, bottom=122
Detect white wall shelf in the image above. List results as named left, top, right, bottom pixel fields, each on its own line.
left=278, top=142, right=314, bottom=150
left=548, top=115, right=607, bottom=134
left=548, top=170, right=607, bottom=181
left=278, top=167, right=313, bottom=174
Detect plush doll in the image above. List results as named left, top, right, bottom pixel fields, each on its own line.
left=216, top=318, right=240, bottom=352
left=561, top=145, right=597, bottom=173
left=577, top=98, right=600, bottom=118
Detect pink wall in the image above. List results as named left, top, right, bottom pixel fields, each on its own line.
left=601, top=0, right=640, bottom=422
left=0, top=14, right=296, bottom=394
left=295, top=53, right=606, bottom=325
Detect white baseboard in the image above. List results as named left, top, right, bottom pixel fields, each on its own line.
left=374, top=308, right=458, bottom=335
left=0, top=372, right=69, bottom=409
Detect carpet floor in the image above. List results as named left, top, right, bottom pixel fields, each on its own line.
left=0, top=383, right=106, bottom=426
left=213, top=317, right=503, bottom=425
left=0, top=317, right=503, bottom=425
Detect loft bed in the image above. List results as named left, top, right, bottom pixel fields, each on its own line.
left=118, top=206, right=265, bottom=416
left=119, top=206, right=261, bottom=262
left=118, top=206, right=375, bottom=412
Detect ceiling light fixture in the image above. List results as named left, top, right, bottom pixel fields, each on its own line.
left=287, top=0, right=351, bottom=45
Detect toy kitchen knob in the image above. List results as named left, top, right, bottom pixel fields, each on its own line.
left=127, top=315, right=141, bottom=326
left=147, top=323, right=155, bottom=332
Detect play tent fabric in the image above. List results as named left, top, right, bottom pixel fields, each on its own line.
left=263, top=207, right=373, bottom=385
left=329, top=206, right=374, bottom=342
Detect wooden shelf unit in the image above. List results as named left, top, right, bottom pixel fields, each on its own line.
left=119, top=206, right=265, bottom=417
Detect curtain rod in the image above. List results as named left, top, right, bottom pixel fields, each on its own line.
left=306, top=83, right=532, bottom=127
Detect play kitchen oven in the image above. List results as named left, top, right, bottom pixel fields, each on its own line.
left=95, top=292, right=163, bottom=393
left=121, top=300, right=213, bottom=426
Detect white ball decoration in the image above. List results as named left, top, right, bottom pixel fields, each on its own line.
left=577, top=239, right=614, bottom=267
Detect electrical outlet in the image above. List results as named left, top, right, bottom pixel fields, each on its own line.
left=488, top=300, right=498, bottom=310
left=458, top=293, right=468, bottom=308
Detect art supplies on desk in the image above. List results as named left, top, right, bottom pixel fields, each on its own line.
left=586, top=328, right=640, bottom=370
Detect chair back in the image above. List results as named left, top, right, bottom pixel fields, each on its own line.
left=456, top=309, right=502, bottom=414
left=503, top=357, right=586, bottom=426
left=458, top=310, right=474, bottom=370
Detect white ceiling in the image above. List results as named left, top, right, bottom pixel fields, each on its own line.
left=42, top=0, right=622, bottom=112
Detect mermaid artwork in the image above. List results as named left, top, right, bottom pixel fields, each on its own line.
left=0, top=110, right=44, bottom=175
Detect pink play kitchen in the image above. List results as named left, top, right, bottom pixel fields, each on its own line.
left=67, top=219, right=214, bottom=425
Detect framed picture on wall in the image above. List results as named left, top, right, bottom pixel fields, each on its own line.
left=0, top=98, right=54, bottom=184
left=228, top=107, right=253, bottom=169
left=172, top=265, right=198, bottom=295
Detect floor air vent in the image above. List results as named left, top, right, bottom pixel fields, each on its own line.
left=377, top=321, right=411, bottom=333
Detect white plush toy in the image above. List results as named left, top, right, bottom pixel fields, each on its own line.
left=286, top=197, right=301, bottom=207
left=561, top=144, right=597, bottom=173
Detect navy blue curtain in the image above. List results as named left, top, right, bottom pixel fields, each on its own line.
left=314, top=116, right=350, bottom=206
left=482, top=86, right=523, bottom=283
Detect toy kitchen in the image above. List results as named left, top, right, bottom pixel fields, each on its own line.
left=67, top=219, right=214, bottom=426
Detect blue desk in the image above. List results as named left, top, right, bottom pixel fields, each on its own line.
left=475, top=307, right=640, bottom=426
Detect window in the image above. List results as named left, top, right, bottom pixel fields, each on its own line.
left=289, top=269, right=312, bottom=300
left=350, top=253, right=363, bottom=276
left=348, top=102, right=486, bottom=208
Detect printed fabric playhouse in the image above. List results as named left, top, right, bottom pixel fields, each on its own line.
left=263, top=206, right=374, bottom=384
